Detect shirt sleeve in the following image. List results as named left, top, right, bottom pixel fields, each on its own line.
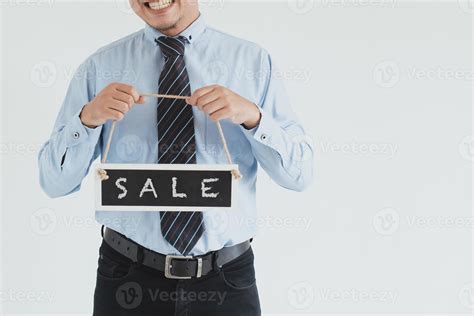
left=38, top=58, right=103, bottom=198
left=241, top=52, right=314, bottom=192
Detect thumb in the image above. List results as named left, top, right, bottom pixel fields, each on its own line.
left=186, top=95, right=196, bottom=106
left=136, top=96, right=146, bottom=104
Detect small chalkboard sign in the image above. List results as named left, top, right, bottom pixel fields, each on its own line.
left=95, top=164, right=238, bottom=212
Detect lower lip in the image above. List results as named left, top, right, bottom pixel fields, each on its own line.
left=144, top=1, right=175, bottom=15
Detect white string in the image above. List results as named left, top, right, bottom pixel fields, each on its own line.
left=98, top=93, right=241, bottom=180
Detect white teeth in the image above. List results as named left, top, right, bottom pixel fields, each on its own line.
left=148, top=0, right=172, bottom=10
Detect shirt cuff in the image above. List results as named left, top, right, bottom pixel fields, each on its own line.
left=64, top=108, right=102, bottom=148
left=241, top=107, right=280, bottom=149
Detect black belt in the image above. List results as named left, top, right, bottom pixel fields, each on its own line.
left=103, top=227, right=251, bottom=280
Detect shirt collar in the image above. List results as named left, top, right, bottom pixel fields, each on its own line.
left=144, top=14, right=206, bottom=45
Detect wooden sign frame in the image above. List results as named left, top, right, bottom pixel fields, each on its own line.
left=95, top=163, right=239, bottom=212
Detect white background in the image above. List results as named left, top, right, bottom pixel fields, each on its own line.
left=1, top=0, right=473, bottom=315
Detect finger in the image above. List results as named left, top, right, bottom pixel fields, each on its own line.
left=209, top=107, right=233, bottom=122
left=115, top=83, right=141, bottom=102
left=136, top=96, right=146, bottom=104
left=196, top=91, right=221, bottom=110
left=108, top=100, right=129, bottom=114
left=113, top=90, right=135, bottom=108
left=201, top=99, right=227, bottom=115
left=187, top=85, right=217, bottom=105
left=105, top=108, right=125, bottom=121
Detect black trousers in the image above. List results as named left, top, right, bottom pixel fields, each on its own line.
left=93, top=239, right=261, bottom=316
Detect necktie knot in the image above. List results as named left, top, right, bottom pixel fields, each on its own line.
left=156, top=36, right=186, bottom=57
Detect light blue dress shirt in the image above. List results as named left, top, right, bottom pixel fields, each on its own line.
left=38, top=15, right=314, bottom=256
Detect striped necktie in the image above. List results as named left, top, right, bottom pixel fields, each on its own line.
left=155, top=36, right=204, bottom=255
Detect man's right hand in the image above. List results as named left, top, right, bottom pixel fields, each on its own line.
left=80, top=83, right=145, bottom=128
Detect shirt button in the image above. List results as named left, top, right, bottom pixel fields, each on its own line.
left=260, top=134, right=268, bottom=142
left=73, top=132, right=80, bottom=139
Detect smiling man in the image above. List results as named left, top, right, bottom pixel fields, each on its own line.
left=38, top=0, right=314, bottom=315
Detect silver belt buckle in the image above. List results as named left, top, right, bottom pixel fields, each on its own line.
left=164, top=255, right=203, bottom=279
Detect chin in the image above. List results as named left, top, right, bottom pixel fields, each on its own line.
left=134, top=0, right=182, bottom=32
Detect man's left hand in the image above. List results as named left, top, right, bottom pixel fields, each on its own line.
left=186, top=85, right=261, bottom=129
